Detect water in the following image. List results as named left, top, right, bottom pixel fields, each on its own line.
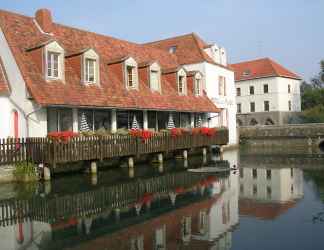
left=0, top=147, right=324, bottom=250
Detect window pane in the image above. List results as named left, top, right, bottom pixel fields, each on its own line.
left=127, top=66, right=133, bottom=87
left=53, top=54, right=59, bottom=77
left=180, top=113, right=190, bottom=128
left=179, top=76, right=184, bottom=93
left=148, top=111, right=157, bottom=130
left=47, top=52, right=52, bottom=77
left=157, top=112, right=168, bottom=130
left=172, top=112, right=180, bottom=128
left=94, top=110, right=111, bottom=131
left=86, top=59, right=95, bottom=82
left=47, top=108, right=58, bottom=132
left=117, top=110, right=128, bottom=129
left=150, top=70, right=159, bottom=91
left=195, top=79, right=200, bottom=95
left=59, top=109, right=73, bottom=131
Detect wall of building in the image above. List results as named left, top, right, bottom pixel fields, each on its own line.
left=0, top=97, right=11, bottom=138
left=0, top=27, right=47, bottom=138
left=184, top=62, right=238, bottom=145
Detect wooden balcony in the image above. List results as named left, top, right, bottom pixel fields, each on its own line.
left=0, top=128, right=228, bottom=168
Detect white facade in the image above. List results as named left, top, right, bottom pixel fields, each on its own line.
left=183, top=46, right=237, bottom=145
left=236, top=76, right=301, bottom=114
left=239, top=167, right=303, bottom=202
left=0, top=26, right=48, bottom=139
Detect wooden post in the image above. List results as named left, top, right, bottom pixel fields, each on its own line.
left=158, top=163, right=164, bottom=173
left=128, top=167, right=135, bottom=178
left=143, top=110, right=148, bottom=130
left=183, top=150, right=188, bottom=160
left=111, top=109, right=117, bottom=133
left=203, top=147, right=207, bottom=164
left=184, top=159, right=188, bottom=168
left=90, top=161, right=97, bottom=174
left=91, top=174, right=98, bottom=185
left=44, top=166, right=51, bottom=181
left=128, top=157, right=134, bottom=168
left=157, top=153, right=163, bottom=163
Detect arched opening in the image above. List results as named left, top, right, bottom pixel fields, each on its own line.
left=265, top=118, right=274, bottom=125
left=12, top=110, right=19, bottom=138
left=237, top=119, right=243, bottom=127
left=249, top=118, right=258, bottom=126
left=319, top=140, right=324, bottom=152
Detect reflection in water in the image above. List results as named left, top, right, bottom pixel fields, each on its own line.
left=1, top=148, right=324, bottom=250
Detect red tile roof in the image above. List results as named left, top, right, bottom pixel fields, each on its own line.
left=0, top=57, right=9, bottom=95
left=144, top=33, right=231, bottom=70
left=239, top=198, right=297, bottom=220
left=231, top=58, right=301, bottom=82
left=0, top=9, right=219, bottom=113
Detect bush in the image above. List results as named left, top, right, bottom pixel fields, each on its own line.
left=13, top=162, right=39, bottom=182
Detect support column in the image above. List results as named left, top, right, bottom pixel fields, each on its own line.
left=90, top=161, right=97, bottom=174
left=111, top=109, right=117, bottom=133
left=184, top=159, right=188, bottom=168
left=183, top=150, right=188, bottom=160
left=114, top=208, right=120, bottom=221
left=203, top=147, right=207, bottom=164
left=143, top=110, right=148, bottom=130
left=44, top=167, right=51, bottom=181
left=190, top=113, right=195, bottom=128
left=72, top=108, right=78, bottom=132
left=128, top=157, right=134, bottom=168
left=219, top=146, right=224, bottom=161
left=157, top=153, right=163, bottom=163
left=91, top=175, right=98, bottom=185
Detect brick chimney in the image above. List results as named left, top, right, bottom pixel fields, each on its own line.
left=35, top=9, right=53, bottom=33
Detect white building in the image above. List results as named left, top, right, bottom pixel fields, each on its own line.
left=144, top=34, right=238, bottom=145
left=231, top=58, right=301, bottom=126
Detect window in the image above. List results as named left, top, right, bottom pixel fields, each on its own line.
left=150, top=70, right=160, bottom=91
left=127, top=66, right=136, bottom=88
left=264, top=101, right=270, bottom=112
left=249, top=86, right=254, bottom=95
left=291, top=184, right=294, bottom=194
left=243, top=69, right=251, bottom=76
left=236, top=87, right=241, bottom=96
left=267, top=186, right=272, bottom=198
left=169, top=46, right=177, bottom=54
left=178, top=72, right=187, bottom=95
left=252, top=168, right=257, bottom=179
left=264, top=84, right=269, bottom=93
left=47, top=51, right=59, bottom=78
left=288, top=84, right=291, bottom=93
left=47, top=108, right=73, bottom=132
left=290, top=168, right=294, bottom=178
left=199, top=211, right=208, bottom=234
left=237, top=103, right=242, bottom=114
left=253, top=184, right=258, bottom=196
left=219, top=76, right=226, bottom=96
left=195, top=78, right=201, bottom=96
left=288, top=100, right=292, bottom=111
left=250, top=102, right=255, bottom=112
left=85, top=58, right=96, bottom=83
left=266, top=169, right=271, bottom=180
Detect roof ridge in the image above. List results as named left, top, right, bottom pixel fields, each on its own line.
left=230, top=57, right=269, bottom=66
left=143, top=32, right=197, bottom=45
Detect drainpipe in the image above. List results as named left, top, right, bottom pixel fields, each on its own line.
left=25, top=106, right=43, bottom=138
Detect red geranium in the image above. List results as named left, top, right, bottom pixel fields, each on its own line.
left=170, top=128, right=183, bottom=137
left=47, top=131, right=78, bottom=143
left=129, top=129, right=154, bottom=142
left=200, top=127, right=217, bottom=137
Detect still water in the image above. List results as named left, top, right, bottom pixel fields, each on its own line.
left=0, top=148, right=324, bottom=250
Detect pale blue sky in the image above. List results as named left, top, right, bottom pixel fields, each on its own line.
left=1, top=0, right=323, bottom=80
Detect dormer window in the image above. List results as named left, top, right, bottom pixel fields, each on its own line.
left=85, top=58, right=96, bottom=83
left=177, top=68, right=187, bottom=95
left=124, top=57, right=138, bottom=89
left=47, top=51, right=59, bottom=78
left=149, top=62, right=161, bottom=92
left=169, top=46, right=177, bottom=54
left=44, top=41, right=64, bottom=81
left=82, top=49, right=99, bottom=85
left=243, top=70, right=251, bottom=77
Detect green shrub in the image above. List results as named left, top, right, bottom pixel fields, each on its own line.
left=13, top=162, right=39, bottom=182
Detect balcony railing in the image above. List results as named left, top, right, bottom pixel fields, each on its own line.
left=0, top=128, right=228, bottom=167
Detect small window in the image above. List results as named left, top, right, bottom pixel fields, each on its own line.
left=266, top=169, right=271, bottom=180
left=264, top=101, right=270, bottom=112
left=243, top=69, right=251, bottom=76
left=236, top=87, right=241, bottom=96
left=47, top=51, right=59, bottom=78
left=127, top=65, right=136, bottom=88
left=169, top=46, right=177, bottom=54
left=85, top=58, right=96, bottom=83
left=288, top=100, right=292, bottom=111
left=291, top=184, right=294, bottom=194
left=195, top=78, right=201, bottom=96
left=288, top=84, right=291, bottom=93
left=150, top=70, right=160, bottom=91
left=264, top=84, right=269, bottom=93
left=250, top=102, right=255, bottom=112
left=178, top=75, right=186, bottom=94
left=252, top=168, right=257, bottom=179
left=219, top=76, right=226, bottom=96
left=249, top=86, right=254, bottom=95
left=237, top=103, right=242, bottom=114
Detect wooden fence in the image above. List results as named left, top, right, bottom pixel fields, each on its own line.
left=0, top=171, right=222, bottom=227
left=0, top=129, right=228, bottom=167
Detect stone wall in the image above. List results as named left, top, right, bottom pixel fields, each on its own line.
left=237, top=111, right=300, bottom=126
left=239, top=123, right=324, bottom=148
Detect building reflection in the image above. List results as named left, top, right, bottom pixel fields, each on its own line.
left=0, top=155, right=240, bottom=250
left=239, top=164, right=303, bottom=219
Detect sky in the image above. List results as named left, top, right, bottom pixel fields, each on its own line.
left=1, top=0, right=323, bottom=80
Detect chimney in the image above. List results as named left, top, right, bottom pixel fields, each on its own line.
left=35, top=9, right=53, bottom=33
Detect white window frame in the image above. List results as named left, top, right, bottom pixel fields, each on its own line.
left=149, top=62, right=161, bottom=92
left=44, top=41, right=64, bottom=81
left=194, top=72, right=203, bottom=96
left=82, top=49, right=100, bottom=85
left=177, top=68, right=187, bottom=95
left=124, top=57, right=138, bottom=89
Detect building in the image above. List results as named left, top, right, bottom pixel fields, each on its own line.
left=0, top=8, right=222, bottom=139
left=231, top=58, right=302, bottom=126
left=144, top=34, right=238, bottom=145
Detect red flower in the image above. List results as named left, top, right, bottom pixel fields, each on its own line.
left=129, top=129, right=154, bottom=142
left=47, top=131, right=78, bottom=143
left=170, top=128, right=183, bottom=137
